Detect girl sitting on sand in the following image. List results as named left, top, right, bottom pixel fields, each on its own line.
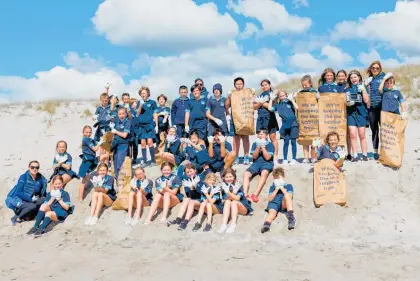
left=160, top=126, right=185, bottom=175
left=182, top=131, right=209, bottom=173
left=85, top=163, right=117, bottom=226
left=144, top=162, right=182, bottom=224
left=313, top=132, right=346, bottom=169
left=26, top=175, right=72, bottom=237
left=208, top=129, right=236, bottom=173
left=218, top=168, right=253, bottom=234
left=50, top=140, right=79, bottom=185
left=125, top=167, right=153, bottom=226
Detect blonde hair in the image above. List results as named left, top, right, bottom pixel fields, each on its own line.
left=204, top=172, right=217, bottom=185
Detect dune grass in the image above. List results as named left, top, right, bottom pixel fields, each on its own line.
left=35, top=100, right=61, bottom=116
left=81, top=108, right=93, bottom=118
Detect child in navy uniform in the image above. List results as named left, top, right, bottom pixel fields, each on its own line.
left=336, top=69, right=348, bottom=92
left=208, top=129, right=236, bottom=173
left=218, top=168, right=253, bottom=234
left=26, top=175, right=72, bottom=237
left=78, top=125, right=109, bottom=201
left=144, top=162, right=182, bottom=224
left=255, top=79, right=279, bottom=162
left=135, top=86, right=157, bottom=167
left=206, top=83, right=228, bottom=136
left=298, top=75, right=319, bottom=164
left=120, top=93, right=138, bottom=161
left=85, top=163, right=116, bottom=226
left=183, top=131, right=208, bottom=172
left=379, top=73, right=407, bottom=118
left=314, top=131, right=346, bottom=169
left=268, top=89, right=299, bottom=165
left=171, top=86, right=189, bottom=138
left=50, top=140, right=79, bottom=185
left=345, top=70, right=370, bottom=162
left=93, top=92, right=112, bottom=142
left=110, top=107, right=131, bottom=179
left=154, top=94, right=170, bottom=146
left=242, top=130, right=275, bottom=203
left=125, top=167, right=153, bottom=226
left=185, top=85, right=208, bottom=139
left=192, top=78, right=210, bottom=100
left=318, top=68, right=339, bottom=93
left=160, top=127, right=185, bottom=178
left=261, top=167, right=296, bottom=233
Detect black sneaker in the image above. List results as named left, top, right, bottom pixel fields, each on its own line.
left=203, top=223, right=212, bottom=232
left=373, top=153, right=379, bottom=160
left=33, top=229, right=46, bottom=237
left=346, top=155, right=352, bottom=161
left=287, top=215, right=296, bottom=230
left=192, top=222, right=202, bottom=232
left=261, top=222, right=271, bottom=234
left=362, top=156, right=368, bottom=161
left=351, top=156, right=358, bottom=162
left=26, top=227, right=38, bottom=235
left=167, top=217, right=181, bottom=227
left=177, top=219, right=188, bottom=231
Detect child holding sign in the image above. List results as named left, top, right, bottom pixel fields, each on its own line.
left=378, top=73, right=407, bottom=118
left=314, top=132, right=345, bottom=169
left=261, top=167, right=295, bottom=233
left=318, top=68, right=339, bottom=93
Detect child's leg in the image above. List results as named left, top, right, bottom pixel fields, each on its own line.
left=346, top=128, right=352, bottom=155
left=223, top=151, right=237, bottom=169
left=145, top=194, right=162, bottom=222
left=303, top=145, right=309, bottom=159
left=221, top=200, right=232, bottom=225
left=242, top=171, right=252, bottom=196
left=185, top=200, right=201, bottom=221
left=205, top=203, right=217, bottom=224
left=99, top=152, right=109, bottom=164
left=349, top=126, right=358, bottom=157
left=195, top=201, right=207, bottom=223
left=254, top=170, right=270, bottom=196
left=93, top=193, right=105, bottom=218
left=282, top=193, right=294, bottom=211
left=147, top=138, right=156, bottom=164
left=291, top=139, right=297, bottom=160
left=242, top=135, right=250, bottom=156
left=358, top=127, right=367, bottom=156
left=62, top=174, right=72, bottom=185
left=161, top=193, right=180, bottom=221
left=230, top=200, right=239, bottom=225
left=265, top=209, right=278, bottom=224
left=33, top=204, right=49, bottom=228
left=127, top=191, right=135, bottom=218
left=134, top=192, right=144, bottom=219
left=310, top=146, right=317, bottom=161
left=78, top=176, right=89, bottom=201
left=233, top=135, right=241, bottom=155
left=90, top=192, right=99, bottom=217
left=270, top=133, right=278, bottom=160
left=132, top=138, right=139, bottom=162
left=175, top=198, right=191, bottom=219
left=140, top=139, right=147, bottom=163
left=283, top=139, right=290, bottom=161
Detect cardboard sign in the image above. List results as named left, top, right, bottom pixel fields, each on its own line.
left=379, top=111, right=408, bottom=168
left=318, top=93, right=347, bottom=146
left=296, top=92, right=319, bottom=145
left=313, top=158, right=347, bottom=207
left=230, top=88, right=255, bottom=135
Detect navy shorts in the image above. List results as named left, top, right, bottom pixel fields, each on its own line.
left=57, top=169, right=79, bottom=179
left=209, top=160, right=224, bottom=173
left=256, top=116, right=278, bottom=134
left=247, top=162, right=274, bottom=176
left=208, top=121, right=228, bottom=137
left=51, top=207, right=68, bottom=221
left=280, top=126, right=299, bottom=140
left=214, top=203, right=224, bottom=214
left=347, top=113, right=368, bottom=128
left=266, top=201, right=283, bottom=213
left=176, top=193, right=184, bottom=202
left=137, top=123, right=155, bottom=140
left=78, top=159, right=98, bottom=178
left=107, top=193, right=117, bottom=202
left=240, top=199, right=254, bottom=215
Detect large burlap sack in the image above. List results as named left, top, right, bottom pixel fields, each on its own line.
left=318, top=93, right=347, bottom=146
left=313, top=159, right=347, bottom=207
left=379, top=111, right=408, bottom=168
left=155, top=131, right=166, bottom=166
left=230, top=88, right=255, bottom=135
left=296, top=92, right=319, bottom=146
left=118, top=156, right=132, bottom=181
left=100, top=132, right=114, bottom=154
left=111, top=181, right=131, bottom=211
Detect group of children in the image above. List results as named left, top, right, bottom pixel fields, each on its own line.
left=8, top=60, right=408, bottom=236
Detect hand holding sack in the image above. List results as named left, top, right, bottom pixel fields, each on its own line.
left=214, top=118, right=223, bottom=126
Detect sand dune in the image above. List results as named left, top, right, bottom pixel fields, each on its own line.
left=1, top=102, right=420, bottom=281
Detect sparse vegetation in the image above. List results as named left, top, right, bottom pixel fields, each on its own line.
left=81, top=108, right=93, bottom=118
left=35, top=100, right=60, bottom=115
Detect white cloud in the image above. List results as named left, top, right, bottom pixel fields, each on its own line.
left=92, top=0, right=239, bottom=52
left=228, top=0, right=311, bottom=35
left=292, top=0, right=309, bottom=8
left=288, top=45, right=353, bottom=71
left=239, top=22, right=259, bottom=39
left=358, top=49, right=401, bottom=68
left=332, top=1, right=420, bottom=55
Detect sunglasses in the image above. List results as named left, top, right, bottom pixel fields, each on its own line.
left=371, top=67, right=380, bottom=70
left=196, top=83, right=203, bottom=86
left=30, top=166, right=40, bottom=170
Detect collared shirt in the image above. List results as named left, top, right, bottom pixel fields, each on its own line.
left=155, top=174, right=181, bottom=192
left=135, top=99, right=157, bottom=125
left=317, top=145, right=343, bottom=161
left=52, top=152, right=72, bottom=166
left=82, top=136, right=97, bottom=157
left=250, top=141, right=274, bottom=163
left=382, top=89, right=404, bottom=114
left=171, top=97, right=189, bottom=125
left=318, top=82, right=339, bottom=93
left=255, top=91, right=271, bottom=118
left=154, top=106, right=171, bottom=126
left=272, top=99, right=296, bottom=121
left=95, top=105, right=112, bottom=122
left=185, top=98, right=207, bottom=120
left=114, top=117, right=131, bottom=141
left=206, top=96, right=227, bottom=120
left=345, top=84, right=368, bottom=117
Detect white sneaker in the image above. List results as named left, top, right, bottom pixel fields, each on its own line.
left=226, top=223, right=236, bottom=234
left=84, top=216, right=93, bottom=226
left=131, top=218, right=139, bottom=226
left=289, top=159, right=297, bottom=165
left=218, top=224, right=227, bottom=234
left=124, top=218, right=132, bottom=225
left=302, top=158, right=309, bottom=164
left=90, top=217, right=98, bottom=225
left=144, top=220, right=151, bottom=225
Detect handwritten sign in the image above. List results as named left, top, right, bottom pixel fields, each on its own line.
left=296, top=92, right=319, bottom=145
left=318, top=93, right=347, bottom=146
left=231, top=88, right=255, bottom=135
left=379, top=111, right=408, bottom=168
left=313, top=159, right=347, bottom=207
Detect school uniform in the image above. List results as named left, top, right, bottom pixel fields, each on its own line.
left=130, top=178, right=154, bottom=204
left=247, top=140, right=274, bottom=176
left=299, top=87, right=318, bottom=93
left=208, top=141, right=232, bottom=173
left=135, top=99, right=157, bottom=140
left=45, top=189, right=72, bottom=221
left=164, top=138, right=184, bottom=166
left=51, top=152, right=79, bottom=182
left=101, top=174, right=117, bottom=201
left=255, top=91, right=279, bottom=134
left=110, top=104, right=121, bottom=120
left=171, top=97, right=189, bottom=137
left=366, top=72, right=386, bottom=150
left=6, top=171, right=47, bottom=220
left=190, top=87, right=210, bottom=100
left=272, top=99, right=298, bottom=140
left=201, top=185, right=224, bottom=213
left=336, top=83, right=347, bottom=93
left=206, top=97, right=228, bottom=136
left=317, top=145, right=343, bottom=161
left=382, top=88, right=404, bottom=114
left=345, top=85, right=368, bottom=127
left=155, top=174, right=182, bottom=201
left=182, top=175, right=203, bottom=200
left=265, top=183, right=294, bottom=213
left=154, top=106, right=171, bottom=143
left=222, top=183, right=253, bottom=215
left=318, top=82, right=339, bottom=93
left=78, top=137, right=98, bottom=178
left=185, top=98, right=208, bottom=139
left=111, top=117, right=132, bottom=179
left=184, top=144, right=207, bottom=171
left=93, top=105, right=112, bottom=141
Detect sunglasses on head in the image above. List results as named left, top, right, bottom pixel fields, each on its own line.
left=30, top=166, right=40, bottom=170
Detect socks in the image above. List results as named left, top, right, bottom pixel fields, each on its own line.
left=149, top=146, right=156, bottom=163
left=286, top=210, right=294, bottom=219
left=34, top=211, right=45, bottom=228
left=39, top=217, right=52, bottom=230
left=264, top=221, right=271, bottom=227
left=353, top=153, right=358, bottom=159
left=141, top=148, right=147, bottom=163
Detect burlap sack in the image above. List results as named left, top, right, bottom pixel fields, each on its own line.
left=155, top=131, right=166, bottom=166
left=111, top=181, right=131, bottom=211
left=296, top=92, right=319, bottom=146
left=230, top=88, right=255, bottom=135
left=318, top=93, right=347, bottom=146
left=313, top=159, right=347, bottom=207
left=100, top=132, right=114, bottom=154
left=379, top=111, right=408, bottom=168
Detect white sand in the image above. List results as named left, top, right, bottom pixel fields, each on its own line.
left=1, top=102, right=420, bottom=281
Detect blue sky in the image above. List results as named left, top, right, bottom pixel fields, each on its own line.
left=0, top=0, right=417, bottom=102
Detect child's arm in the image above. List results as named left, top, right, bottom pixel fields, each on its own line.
left=268, top=99, right=275, bottom=112
left=260, top=146, right=272, bottom=161
left=113, top=130, right=128, bottom=139
left=208, top=138, right=215, bottom=158
left=252, top=146, right=260, bottom=160
left=360, top=85, right=370, bottom=105
left=268, top=189, right=279, bottom=202
left=289, top=97, right=299, bottom=110
left=163, top=186, right=178, bottom=195
left=184, top=112, right=190, bottom=129
left=227, top=191, right=240, bottom=201
left=154, top=112, right=159, bottom=130
left=220, top=141, right=227, bottom=158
